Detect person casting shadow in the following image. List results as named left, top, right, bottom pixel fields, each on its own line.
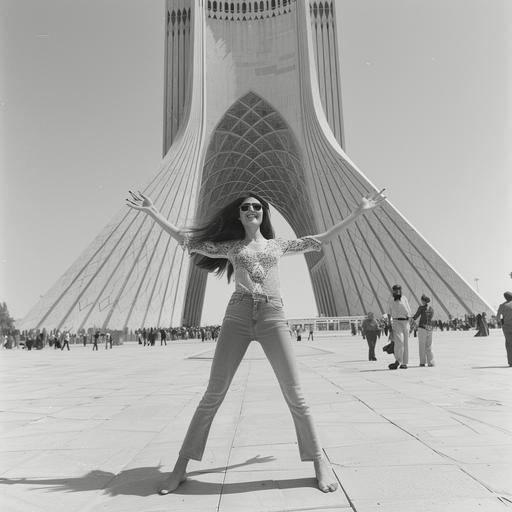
left=126, top=188, right=386, bottom=494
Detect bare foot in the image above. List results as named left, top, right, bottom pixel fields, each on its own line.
left=159, top=456, right=189, bottom=495
left=314, top=456, right=338, bottom=493
left=159, top=471, right=187, bottom=495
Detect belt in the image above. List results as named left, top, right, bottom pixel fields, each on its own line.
left=393, top=317, right=409, bottom=321
left=231, top=291, right=282, bottom=302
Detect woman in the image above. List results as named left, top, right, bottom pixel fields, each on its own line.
left=126, top=188, right=386, bottom=494
left=474, top=313, right=489, bottom=337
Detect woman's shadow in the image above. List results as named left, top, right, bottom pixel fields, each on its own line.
left=0, top=455, right=318, bottom=497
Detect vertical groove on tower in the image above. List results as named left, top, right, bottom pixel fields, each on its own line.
left=309, top=1, right=345, bottom=149
left=164, top=1, right=192, bottom=155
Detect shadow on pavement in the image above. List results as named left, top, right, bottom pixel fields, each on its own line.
left=359, top=368, right=393, bottom=373
left=0, top=455, right=318, bottom=497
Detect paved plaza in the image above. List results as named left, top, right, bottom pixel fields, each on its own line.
left=1, top=330, right=511, bottom=512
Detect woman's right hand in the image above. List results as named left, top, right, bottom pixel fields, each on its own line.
left=126, top=191, right=183, bottom=241
left=126, top=191, right=155, bottom=213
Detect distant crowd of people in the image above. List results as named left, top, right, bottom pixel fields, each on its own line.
left=1, top=324, right=221, bottom=351
left=135, top=325, right=221, bottom=346
left=1, top=329, right=116, bottom=351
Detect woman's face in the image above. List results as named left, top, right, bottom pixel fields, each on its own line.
left=238, top=196, right=264, bottom=230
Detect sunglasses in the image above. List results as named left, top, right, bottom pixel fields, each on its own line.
left=239, top=203, right=263, bottom=212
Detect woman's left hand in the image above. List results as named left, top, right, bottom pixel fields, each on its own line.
left=313, top=188, right=387, bottom=243
left=355, top=188, right=386, bottom=213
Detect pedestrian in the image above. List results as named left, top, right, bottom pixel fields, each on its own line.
left=92, top=330, right=99, bottom=351
left=387, top=284, right=412, bottom=369
left=296, top=326, right=302, bottom=342
left=126, top=188, right=386, bottom=494
left=160, top=328, right=167, bottom=346
left=496, top=291, right=512, bottom=366
left=474, top=312, right=490, bottom=337
left=307, top=327, right=314, bottom=341
left=411, top=294, right=435, bottom=367
left=361, top=312, right=379, bottom=361
left=61, top=331, right=70, bottom=351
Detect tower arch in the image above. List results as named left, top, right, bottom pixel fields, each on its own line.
left=181, top=91, right=333, bottom=326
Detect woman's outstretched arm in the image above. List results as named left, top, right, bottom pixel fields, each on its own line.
left=313, top=189, right=386, bottom=244
left=126, top=191, right=185, bottom=243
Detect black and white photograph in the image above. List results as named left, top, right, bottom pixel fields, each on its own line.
left=1, top=1, right=511, bottom=510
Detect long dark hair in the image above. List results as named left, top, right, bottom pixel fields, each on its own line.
left=189, top=193, right=275, bottom=282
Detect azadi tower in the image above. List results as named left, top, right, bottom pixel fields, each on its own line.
left=21, top=0, right=493, bottom=331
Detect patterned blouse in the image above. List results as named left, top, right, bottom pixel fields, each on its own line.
left=182, top=235, right=322, bottom=296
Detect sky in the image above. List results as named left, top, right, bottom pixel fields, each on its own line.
left=1, top=0, right=511, bottom=325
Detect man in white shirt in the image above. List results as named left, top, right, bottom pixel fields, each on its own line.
left=386, top=285, right=412, bottom=369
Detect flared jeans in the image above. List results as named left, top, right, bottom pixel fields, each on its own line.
left=417, top=326, right=434, bottom=365
left=179, top=292, right=323, bottom=462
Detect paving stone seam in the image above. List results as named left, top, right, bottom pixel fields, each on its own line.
left=458, top=465, right=512, bottom=502
left=497, top=495, right=512, bottom=506
left=323, top=449, right=357, bottom=512
left=216, top=359, right=251, bottom=512
left=450, top=415, right=486, bottom=435
left=448, top=409, right=512, bottom=436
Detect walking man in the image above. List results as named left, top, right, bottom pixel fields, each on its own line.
left=387, top=285, right=411, bottom=369
left=496, top=291, right=512, bottom=367
left=61, top=331, right=71, bottom=351
left=412, top=294, right=435, bottom=366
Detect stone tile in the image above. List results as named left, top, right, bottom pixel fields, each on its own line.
left=0, top=420, right=33, bottom=435
left=434, top=444, right=512, bottom=464
left=0, top=492, right=47, bottom=512
left=327, top=440, right=447, bottom=467
left=2, top=449, right=115, bottom=478
left=351, top=497, right=509, bottom=512
left=0, top=451, right=37, bottom=475
left=0, top=431, right=79, bottom=451
left=59, top=429, right=155, bottom=450
left=219, top=469, right=349, bottom=511
left=227, top=444, right=304, bottom=472
left=336, top=465, right=494, bottom=502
